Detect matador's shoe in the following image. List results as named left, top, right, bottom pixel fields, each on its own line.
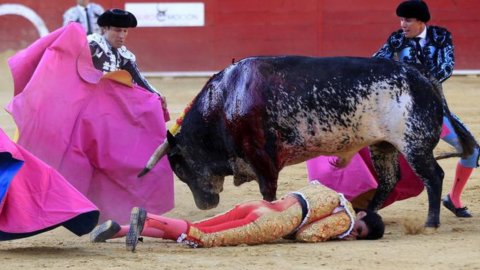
left=126, top=207, right=147, bottom=252
left=442, top=195, right=472, bottom=218
left=90, top=220, right=121, bottom=242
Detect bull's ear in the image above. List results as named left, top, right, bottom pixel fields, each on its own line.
left=167, top=130, right=176, bottom=147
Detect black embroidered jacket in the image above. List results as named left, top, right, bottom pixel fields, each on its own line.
left=88, top=34, right=160, bottom=95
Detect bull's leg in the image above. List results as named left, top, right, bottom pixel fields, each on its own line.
left=242, top=144, right=279, bottom=202
left=250, top=158, right=279, bottom=202
left=403, top=151, right=444, bottom=228
left=368, top=143, right=400, bottom=211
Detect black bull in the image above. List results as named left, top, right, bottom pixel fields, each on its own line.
left=140, top=56, right=477, bottom=228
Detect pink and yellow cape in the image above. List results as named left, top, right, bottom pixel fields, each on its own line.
left=0, top=128, right=99, bottom=240
left=6, top=23, right=174, bottom=223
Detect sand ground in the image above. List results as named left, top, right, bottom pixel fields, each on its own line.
left=0, top=51, right=479, bottom=270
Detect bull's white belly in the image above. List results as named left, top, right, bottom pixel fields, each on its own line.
left=275, top=84, right=413, bottom=164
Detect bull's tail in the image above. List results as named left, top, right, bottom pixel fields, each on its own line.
left=430, top=77, right=479, bottom=159
left=443, top=111, right=479, bottom=158
left=435, top=152, right=463, bottom=160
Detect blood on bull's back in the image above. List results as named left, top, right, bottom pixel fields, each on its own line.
left=222, top=56, right=438, bottom=166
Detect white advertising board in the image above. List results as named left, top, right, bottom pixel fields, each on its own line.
left=125, top=2, right=205, bottom=27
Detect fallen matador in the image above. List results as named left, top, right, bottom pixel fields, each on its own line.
left=90, top=182, right=385, bottom=250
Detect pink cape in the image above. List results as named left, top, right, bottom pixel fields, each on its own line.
left=0, top=128, right=98, bottom=240
left=6, top=23, right=174, bottom=223
left=306, top=148, right=425, bottom=208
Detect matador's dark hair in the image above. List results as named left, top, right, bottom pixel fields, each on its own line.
left=356, top=208, right=385, bottom=240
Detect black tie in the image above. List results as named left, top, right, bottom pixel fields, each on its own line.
left=85, top=7, right=92, bottom=35
left=413, top=37, right=424, bottom=64
left=111, top=47, right=118, bottom=57
left=111, top=47, right=119, bottom=68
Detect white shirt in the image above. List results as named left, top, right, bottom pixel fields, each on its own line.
left=415, top=26, right=428, bottom=47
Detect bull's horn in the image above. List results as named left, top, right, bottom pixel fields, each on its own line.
left=138, top=140, right=171, bottom=177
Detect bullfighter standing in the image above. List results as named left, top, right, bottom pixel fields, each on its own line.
left=373, top=0, right=479, bottom=217
left=88, top=8, right=169, bottom=121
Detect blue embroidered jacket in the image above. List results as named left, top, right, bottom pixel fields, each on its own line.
left=373, top=26, right=454, bottom=83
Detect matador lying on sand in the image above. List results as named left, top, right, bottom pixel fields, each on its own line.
left=90, top=182, right=385, bottom=250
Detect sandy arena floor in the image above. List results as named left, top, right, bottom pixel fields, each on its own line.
left=0, top=51, right=479, bottom=270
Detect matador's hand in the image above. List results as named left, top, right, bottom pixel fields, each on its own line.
left=158, top=93, right=170, bottom=121
left=159, top=93, right=168, bottom=109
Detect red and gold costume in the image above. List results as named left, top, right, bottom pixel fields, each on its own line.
left=178, top=182, right=355, bottom=247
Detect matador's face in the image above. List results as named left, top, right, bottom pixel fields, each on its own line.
left=104, top=27, right=129, bottom=48
left=399, top=17, right=426, bottom=38
left=351, top=211, right=369, bottom=239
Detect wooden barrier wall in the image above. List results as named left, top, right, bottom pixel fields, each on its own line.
left=1, top=0, right=479, bottom=72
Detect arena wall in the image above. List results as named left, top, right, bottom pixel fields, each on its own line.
left=1, top=0, right=479, bottom=73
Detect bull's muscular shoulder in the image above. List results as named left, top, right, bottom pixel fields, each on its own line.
left=428, top=25, right=452, bottom=47
left=386, top=29, right=406, bottom=50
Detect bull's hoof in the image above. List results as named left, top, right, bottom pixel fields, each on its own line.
left=262, top=195, right=277, bottom=202
left=424, top=221, right=440, bottom=228
left=423, top=227, right=438, bottom=235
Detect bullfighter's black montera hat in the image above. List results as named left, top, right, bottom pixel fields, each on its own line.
left=396, top=0, right=430, bottom=23
left=97, top=9, right=137, bottom=28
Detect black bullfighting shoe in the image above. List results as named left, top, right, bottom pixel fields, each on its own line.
left=126, top=207, right=147, bottom=252
left=90, top=220, right=121, bottom=242
left=442, top=195, right=472, bottom=218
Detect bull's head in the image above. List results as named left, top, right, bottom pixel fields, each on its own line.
left=139, top=131, right=226, bottom=210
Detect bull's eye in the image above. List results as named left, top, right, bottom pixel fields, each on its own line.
left=168, top=153, right=182, bottom=165
left=170, top=146, right=180, bottom=156
left=167, top=152, right=191, bottom=181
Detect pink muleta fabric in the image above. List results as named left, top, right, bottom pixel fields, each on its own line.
left=0, top=128, right=98, bottom=240
left=307, top=147, right=424, bottom=208
left=6, top=23, right=174, bottom=223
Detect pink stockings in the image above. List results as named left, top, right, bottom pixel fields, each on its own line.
left=449, top=163, right=474, bottom=207
left=110, top=197, right=297, bottom=241
left=110, top=215, right=188, bottom=240
left=191, top=200, right=289, bottom=233
left=139, top=201, right=274, bottom=240
left=143, top=214, right=188, bottom=240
